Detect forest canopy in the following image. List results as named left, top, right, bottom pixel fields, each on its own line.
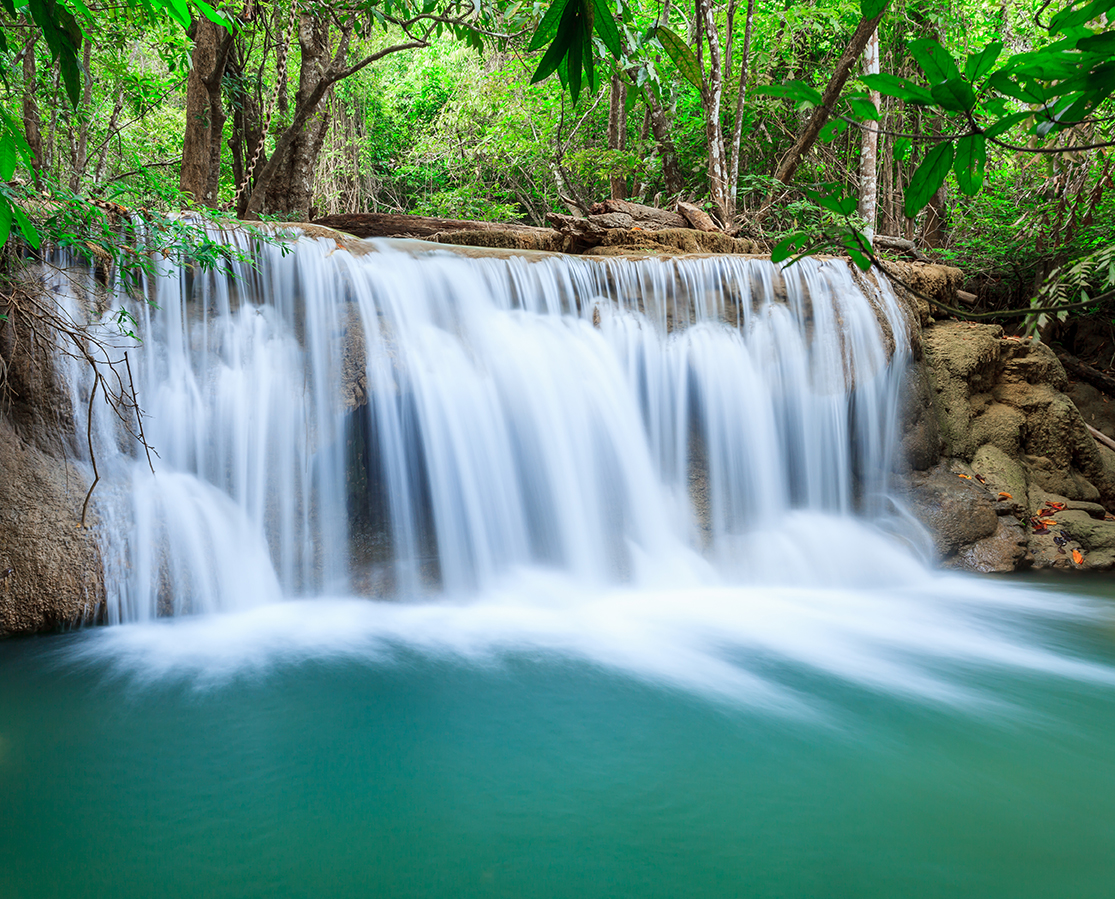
left=1, top=0, right=1114, bottom=312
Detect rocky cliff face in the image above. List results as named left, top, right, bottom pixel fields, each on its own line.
left=900, top=318, right=1115, bottom=572
left=1, top=283, right=106, bottom=635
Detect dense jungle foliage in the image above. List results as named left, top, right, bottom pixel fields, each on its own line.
left=0, top=0, right=1114, bottom=320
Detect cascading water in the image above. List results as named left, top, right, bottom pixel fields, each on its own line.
left=49, top=230, right=918, bottom=621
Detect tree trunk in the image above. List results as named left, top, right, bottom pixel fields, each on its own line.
left=263, top=14, right=332, bottom=218
left=857, top=29, right=881, bottom=241
left=727, top=0, right=755, bottom=215
left=68, top=42, right=93, bottom=193
left=770, top=11, right=886, bottom=187
left=644, top=91, right=684, bottom=196
left=180, top=18, right=233, bottom=205
left=608, top=74, right=627, bottom=200
left=21, top=34, right=44, bottom=188
left=696, top=0, right=730, bottom=223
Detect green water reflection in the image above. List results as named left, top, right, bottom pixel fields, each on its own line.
left=2, top=596, right=1115, bottom=899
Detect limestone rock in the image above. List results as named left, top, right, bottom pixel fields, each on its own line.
left=946, top=517, right=1031, bottom=573
left=903, top=463, right=999, bottom=556
left=0, top=418, right=105, bottom=635
left=971, top=444, right=1027, bottom=511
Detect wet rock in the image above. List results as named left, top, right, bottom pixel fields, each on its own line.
left=946, top=517, right=1031, bottom=573
left=903, top=462, right=999, bottom=556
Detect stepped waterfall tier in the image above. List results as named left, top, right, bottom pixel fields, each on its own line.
left=53, top=233, right=917, bottom=619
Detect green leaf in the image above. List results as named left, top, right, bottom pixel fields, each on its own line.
left=930, top=76, right=977, bottom=111
left=804, top=185, right=857, bottom=216
left=904, top=141, right=955, bottom=218
left=908, top=38, right=961, bottom=86
left=0, top=197, right=12, bottom=247
left=953, top=133, right=986, bottom=195
left=846, top=94, right=881, bottom=120
left=0, top=135, right=16, bottom=182
left=567, top=19, right=584, bottom=102
left=528, top=0, right=572, bottom=52
left=862, top=72, right=935, bottom=105
left=819, top=119, right=848, bottom=143
left=771, top=231, right=810, bottom=263
left=11, top=204, right=40, bottom=249
left=893, top=137, right=913, bottom=162
left=1077, top=32, right=1115, bottom=55
left=860, top=0, right=888, bottom=18
left=843, top=231, right=872, bottom=270
left=1049, top=0, right=1115, bottom=34
left=964, top=41, right=1002, bottom=82
left=982, top=110, right=1033, bottom=138
left=756, top=81, right=822, bottom=105
left=531, top=0, right=579, bottom=84
left=657, top=25, right=702, bottom=90
left=591, top=0, right=622, bottom=58
left=164, top=0, right=193, bottom=29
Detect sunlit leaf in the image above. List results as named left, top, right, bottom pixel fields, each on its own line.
left=908, top=38, right=961, bottom=86
left=905, top=141, right=955, bottom=218
left=657, top=25, right=702, bottom=90
left=953, top=133, right=986, bottom=195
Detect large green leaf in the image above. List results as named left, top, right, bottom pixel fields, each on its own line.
left=846, top=94, right=882, bottom=120
left=591, top=0, right=622, bottom=59
left=757, top=81, right=822, bottom=105
left=904, top=141, right=955, bottom=218
left=567, top=14, right=584, bottom=102
left=11, top=204, right=41, bottom=250
left=657, top=25, right=702, bottom=90
left=964, top=41, right=1002, bottom=82
left=953, top=133, right=986, bottom=195
left=930, top=76, right=976, bottom=111
left=529, top=0, right=572, bottom=51
left=862, top=72, right=935, bottom=105
left=531, top=1, right=580, bottom=84
left=0, top=198, right=12, bottom=248
left=1049, top=0, right=1115, bottom=34
left=908, top=38, right=961, bottom=86
left=0, top=134, right=16, bottom=182
left=860, top=0, right=888, bottom=18
left=983, top=110, right=1033, bottom=138
left=771, top=231, right=811, bottom=263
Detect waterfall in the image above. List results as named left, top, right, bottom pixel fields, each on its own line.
left=49, top=232, right=918, bottom=623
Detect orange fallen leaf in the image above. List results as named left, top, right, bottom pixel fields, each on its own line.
left=1073, top=549, right=1084, bottom=564
left=957, top=473, right=972, bottom=480
left=1038, top=517, right=1058, bottom=527
left=998, top=492, right=1012, bottom=500
left=1048, top=502, right=1066, bottom=510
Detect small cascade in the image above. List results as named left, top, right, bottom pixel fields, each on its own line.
left=48, top=231, right=917, bottom=622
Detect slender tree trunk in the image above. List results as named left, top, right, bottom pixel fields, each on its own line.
left=68, top=42, right=93, bottom=193
left=21, top=33, right=44, bottom=188
left=727, top=0, right=755, bottom=216
left=696, top=0, right=730, bottom=222
left=857, top=29, right=881, bottom=241
left=608, top=74, right=627, bottom=200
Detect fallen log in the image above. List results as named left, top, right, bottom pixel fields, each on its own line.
left=310, top=212, right=550, bottom=240
left=676, top=201, right=720, bottom=233
left=588, top=199, right=689, bottom=230
left=873, top=234, right=930, bottom=262
left=1058, top=350, right=1115, bottom=397
left=1087, top=423, right=1115, bottom=454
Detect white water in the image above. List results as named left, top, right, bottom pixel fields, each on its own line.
left=40, top=232, right=1115, bottom=708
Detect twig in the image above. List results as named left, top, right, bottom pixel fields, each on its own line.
left=80, top=376, right=100, bottom=528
